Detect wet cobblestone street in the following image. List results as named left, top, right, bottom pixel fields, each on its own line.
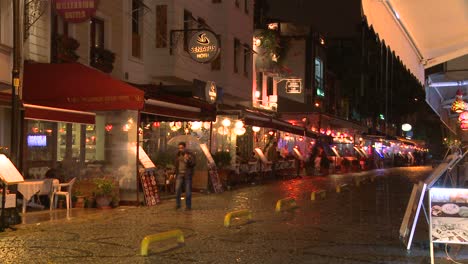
left=0, top=166, right=463, bottom=263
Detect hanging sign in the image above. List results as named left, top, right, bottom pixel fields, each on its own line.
left=188, top=30, right=220, bottom=63
left=205, top=81, right=217, bottom=103
left=54, top=0, right=98, bottom=23
left=285, top=79, right=302, bottom=94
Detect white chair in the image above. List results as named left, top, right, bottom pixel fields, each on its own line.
left=50, top=177, right=76, bottom=211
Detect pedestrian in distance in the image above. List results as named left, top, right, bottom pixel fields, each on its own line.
left=174, top=142, right=196, bottom=211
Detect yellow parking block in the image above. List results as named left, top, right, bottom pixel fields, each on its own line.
left=275, top=197, right=297, bottom=212
left=311, top=190, right=326, bottom=200
left=336, top=183, right=349, bottom=193
left=224, top=209, right=253, bottom=227
left=140, top=229, right=184, bottom=256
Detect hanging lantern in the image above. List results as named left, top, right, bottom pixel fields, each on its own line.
left=190, top=121, right=202, bottom=130
left=234, top=127, right=246, bottom=136
left=459, top=111, right=468, bottom=123
left=461, top=122, right=468, bottom=131
left=222, top=118, right=231, bottom=127
left=105, top=124, right=113, bottom=132
left=235, top=120, right=244, bottom=129
left=451, top=89, right=466, bottom=113
left=252, top=126, right=261, bottom=132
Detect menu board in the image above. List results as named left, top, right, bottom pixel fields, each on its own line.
left=0, top=154, right=24, bottom=184
left=138, top=169, right=160, bottom=206
left=200, top=144, right=223, bottom=193
left=293, top=148, right=305, bottom=161
left=137, top=146, right=156, bottom=169
left=430, top=188, right=468, bottom=244
left=425, top=153, right=461, bottom=188
left=254, top=148, right=268, bottom=163
left=200, top=144, right=215, bottom=166
left=399, top=181, right=427, bottom=250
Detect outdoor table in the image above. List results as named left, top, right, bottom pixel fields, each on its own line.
left=17, top=179, right=59, bottom=214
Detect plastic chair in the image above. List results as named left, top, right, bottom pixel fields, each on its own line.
left=50, top=177, right=77, bottom=211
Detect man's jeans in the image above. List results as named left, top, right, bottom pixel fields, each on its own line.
left=175, top=173, right=192, bottom=209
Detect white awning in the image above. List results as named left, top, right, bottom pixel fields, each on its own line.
left=362, top=0, right=468, bottom=84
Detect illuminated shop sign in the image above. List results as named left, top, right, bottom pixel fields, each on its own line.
left=285, top=79, right=302, bottom=94
left=205, top=81, right=217, bottom=103
left=54, top=0, right=97, bottom=23
left=188, top=30, right=220, bottom=63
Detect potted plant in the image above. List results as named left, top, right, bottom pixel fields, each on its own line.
left=93, top=177, right=116, bottom=209
left=73, top=190, right=86, bottom=208
left=90, top=47, right=115, bottom=73
left=212, top=151, right=233, bottom=188
left=55, top=34, right=80, bottom=63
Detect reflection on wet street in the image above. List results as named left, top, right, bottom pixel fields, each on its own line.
left=0, top=166, right=464, bottom=263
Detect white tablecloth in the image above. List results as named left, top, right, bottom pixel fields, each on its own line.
left=18, top=179, right=59, bottom=213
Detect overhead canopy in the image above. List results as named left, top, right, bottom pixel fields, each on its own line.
left=362, top=0, right=468, bottom=84
left=241, top=109, right=317, bottom=138
left=23, top=63, right=145, bottom=111
left=136, top=84, right=217, bottom=121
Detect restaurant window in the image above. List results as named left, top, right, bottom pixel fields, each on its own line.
left=90, top=17, right=105, bottom=64
left=211, top=36, right=221, bottom=71
left=131, top=0, right=142, bottom=58
left=57, top=122, right=82, bottom=162
left=243, top=44, right=249, bottom=77
left=26, top=121, right=55, bottom=163
left=267, top=76, right=274, bottom=96
left=183, top=10, right=192, bottom=52
left=234, top=38, right=240, bottom=73
left=315, top=58, right=324, bottom=97
left=156, top=5, right=167, bottom=48
left=51, top=12, right=69, bottom=63
left=25, top=120, right=90, bottom=181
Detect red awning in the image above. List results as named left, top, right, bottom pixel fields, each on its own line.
left=24, top=104, right=95, bottom=124
left=23, top=63, right=144, bottom=111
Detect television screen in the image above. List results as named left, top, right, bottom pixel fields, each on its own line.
left=27, top=135, right=47, bottom=147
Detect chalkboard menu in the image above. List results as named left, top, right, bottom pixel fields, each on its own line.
left=208, top=164, right=224, bottom=193
left=139, top=169, right=160, bottom=206
left=200, top=144, right=223, bottom=193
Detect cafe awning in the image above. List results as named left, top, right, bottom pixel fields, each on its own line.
left=240, top=109, right=317, bottom=138
left=362, top=0, right=468, bottom=83
left=24, top=103, right=95, bottom=124
left=23, top=63, right=145, bottom=111
left=136, top=84, right=217, bottom=121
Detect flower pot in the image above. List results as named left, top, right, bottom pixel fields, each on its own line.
left=74, top=196, right=85, bottom=208
left=96, top=195, right=112, bottom=209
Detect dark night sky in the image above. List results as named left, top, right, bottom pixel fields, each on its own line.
left=264, top=0, right=362, bottom=37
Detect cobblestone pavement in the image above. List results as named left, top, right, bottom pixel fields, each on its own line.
left=0, top=166, right=464, bottom=263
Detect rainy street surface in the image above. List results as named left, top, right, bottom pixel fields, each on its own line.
left=0, top=166, right=464, bottom=263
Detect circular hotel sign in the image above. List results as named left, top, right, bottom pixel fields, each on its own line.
left=54, top=0, right=98, bottom=23
left=188, top=30, right=220, bottom=63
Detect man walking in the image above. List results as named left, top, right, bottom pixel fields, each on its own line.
left=174, top=142, right=196, bottom=210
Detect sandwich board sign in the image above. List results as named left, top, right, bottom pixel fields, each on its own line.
left=399, top=152, right=462, bottom=250
left=429, top=188, right=468, bottom=263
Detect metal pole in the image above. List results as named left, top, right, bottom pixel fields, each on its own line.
left=11, top=0, right=22, bottom=166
